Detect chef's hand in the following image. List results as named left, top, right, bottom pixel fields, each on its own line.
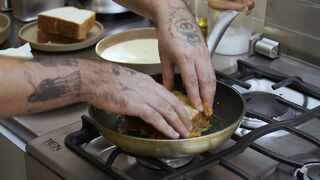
left=83, top=62, right=192, bottom=139
left=156, top=0, right=216, bottom=115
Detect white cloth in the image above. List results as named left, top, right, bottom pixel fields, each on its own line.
left=0, top=43, right=33, bottom=59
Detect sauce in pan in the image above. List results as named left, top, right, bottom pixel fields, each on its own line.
left=101, top=39, right=160, bottom=64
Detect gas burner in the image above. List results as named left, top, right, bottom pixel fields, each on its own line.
left=137, top=156, right=194, bottom=169
left=265, top=150, right=320, bottom=180
left=241, top=91, right=295, bottom=129
left=244, top=92, right=289, bottom=118
left=294, top=162, right=320, bottom=180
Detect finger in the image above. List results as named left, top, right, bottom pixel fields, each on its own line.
left=161, top=61, right=175, bottom=90
left=179, top=61, right=204, bottom=111
left=146, top=91, right=191, bottom=138
left=195, top=55, right=216, bottom=115
left=153, top=83, right=193, bottom=131
left=139, top=105, right=180, bottom=139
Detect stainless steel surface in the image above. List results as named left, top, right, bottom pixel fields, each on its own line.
left=249, top=33, right=263, bottom=56
left=264, top=0, right=320, bottom=66
left=233, top=77, right=320, bottom=138
left=11, top=0, right=65, bottom=22
left=0, top=132, right=27, bottom=180
left=254, top=37, right=279, bottom=59
left=207, top=10, right=238, bottom=58
left=67, top=0, right=128, bottom=14
left=212, top=53, right=249, bottom=73
left=246, top=55, right=320, bottom=87
left=138, top=156, right=194, bottom=169
left=26, top=122, right=112, bottom=180
left=26, top=154, right=63, bottom=180
left=0, top=0, right=11, bottom=11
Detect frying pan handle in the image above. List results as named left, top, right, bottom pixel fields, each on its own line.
left=207, top=10, right=238, bottom=58
left=82, top=114, right=96, bottom=125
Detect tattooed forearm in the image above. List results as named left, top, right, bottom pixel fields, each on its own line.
left=29, top=57, right=79, bottom=67
left=24, top=71, right=81, bottom=102
left=119, top=82, right=135, bottom=91
left=126, top=69, right=137, bottom=75
left=168, top=6, right=201, bottom=46
left=112, top=64, right=121, bottom=76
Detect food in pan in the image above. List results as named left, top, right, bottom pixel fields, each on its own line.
left=173, top=91, right=212, bottom=137
left=37, top=7, right=96, bottom=43
left=119, top=91, right=213, bottom=139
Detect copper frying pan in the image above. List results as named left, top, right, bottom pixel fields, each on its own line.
left=88, top=74, right=245, bottom=158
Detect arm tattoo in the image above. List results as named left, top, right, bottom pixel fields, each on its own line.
left=119, top=82, right=134, bottom=91
left=126, top=69, right=136, bottom=75
left=29, top=57, right=78, bottom=67
left=24, top=71, right=81, bottom=102
left=168, top=7, right=201, bottom=46
left=112, top=64, right=120, bottom=76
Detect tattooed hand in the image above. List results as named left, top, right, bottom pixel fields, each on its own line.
left=155, top=0, right=216, bottom=115
left=0, top=56, right=191, bottom=139
left=82, top=62, right=192, bottom=139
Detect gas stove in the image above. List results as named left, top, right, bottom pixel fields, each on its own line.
left=2, top=1, right=320, bottom=178
left=0, top=55, right=318, bottom=180
left=52, top=59, right=320, bottom=180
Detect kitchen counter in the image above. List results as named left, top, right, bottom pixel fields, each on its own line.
left=0, top=11, right=151, bottom=60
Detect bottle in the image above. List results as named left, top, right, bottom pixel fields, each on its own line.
left=208, top=0, right=254, bottom=55
left=184, top=0, right=209, bottom=37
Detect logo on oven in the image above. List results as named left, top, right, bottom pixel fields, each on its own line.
left=44, top=138, right=63, bottom=151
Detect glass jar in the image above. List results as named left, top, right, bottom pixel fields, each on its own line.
left=184, top=0, right=209, bottom=37
left=208, top=0, right=254, bottom=55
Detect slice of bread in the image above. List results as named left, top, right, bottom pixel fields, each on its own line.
left=37, top=29, right=80, bottom=44
left=38, top=7, right=96, bottom=40
left=172, top=91, right=201, bottom=120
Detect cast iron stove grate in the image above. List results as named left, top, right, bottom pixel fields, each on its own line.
left=65, top=60, right=320, bottom=180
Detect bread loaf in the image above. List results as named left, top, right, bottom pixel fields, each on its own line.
left=38, top=7, right=96, bottom=40
left=37, top=29, right=80, bottom=43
